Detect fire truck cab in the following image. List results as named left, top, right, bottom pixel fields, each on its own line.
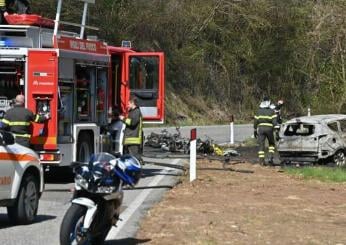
left=0, top=1, right=164, bottom=166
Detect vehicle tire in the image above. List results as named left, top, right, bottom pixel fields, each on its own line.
left=77, top=133, right=93, bottom=163
left=7, top=174, right=39, bottom=225
left=92, top=226, right=111, bottom=245
left=332, top=150, right=346, bottom=167
left=60, top=204, right=89, bottom=245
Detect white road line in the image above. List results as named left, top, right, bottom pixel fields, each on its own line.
left=106, top=158, right=181, bottom=240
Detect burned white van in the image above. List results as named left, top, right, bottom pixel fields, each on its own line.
left=277, top=114, right=346, bottom=166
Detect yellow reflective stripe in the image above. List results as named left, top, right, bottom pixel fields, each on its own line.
left=2, top=119, right=10, bottom=125
left=2, top=119, right=30, bottom=126
left=269, top=150, right=275, bottom=153
left=8, top=121, right=31, bottom=126
left=125, top=137, right=141, bottom=144
left=258, top=151, right=265, bottom=154
left=255, top=116, right=271, bottom=119
left=254, top=115, right=276, bottom=119
left=268, top=146, right=275, bottom=150
left=139, top=117, right=143, bottom=141
left=125, top=118, right=131, bottom=125
left=13, top=133, right=31, bottom=138
left=258, top=123, right=273, bottom=127
left=34, top=114, right=40, bottom=122
left=0, top=0, right=5, bottom=6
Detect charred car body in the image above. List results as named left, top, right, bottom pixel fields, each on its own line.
left=277, top=114, right=346, bottom=166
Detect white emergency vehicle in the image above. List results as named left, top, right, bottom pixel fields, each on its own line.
left=0, top=130, right=44, bottom=224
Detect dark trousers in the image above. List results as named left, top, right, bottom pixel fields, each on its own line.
left=124, top=144, right=142, bottom=162
left=257, top=126, right=275, bottom=160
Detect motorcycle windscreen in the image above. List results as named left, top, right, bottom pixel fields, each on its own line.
left=125, top=53, right=164, bottom=123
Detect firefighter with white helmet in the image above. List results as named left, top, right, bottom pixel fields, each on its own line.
left=254, top=96, right=278, bottom=166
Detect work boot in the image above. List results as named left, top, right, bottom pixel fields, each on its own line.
left=268, top=157, right=274, bottom=166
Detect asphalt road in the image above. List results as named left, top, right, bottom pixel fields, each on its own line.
left=143, top=124, right=253, bottom=144
left=0, top=124, right=252, bottom=244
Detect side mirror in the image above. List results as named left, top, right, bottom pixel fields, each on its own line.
left=0, top=131, right=15, bottom=145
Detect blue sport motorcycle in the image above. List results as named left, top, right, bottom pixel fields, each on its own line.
left=59, top=153, right=141, bottom=245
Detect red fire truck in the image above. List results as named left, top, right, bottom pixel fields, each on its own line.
left=0, top=0, right=165, bottom=166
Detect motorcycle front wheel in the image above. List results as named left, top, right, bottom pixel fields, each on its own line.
left=60, top=204, right=90, bottom=245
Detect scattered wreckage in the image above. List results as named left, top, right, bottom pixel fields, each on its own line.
left=277, top=114, right=346, bottom=167
left=144, top=128, right=240, bottom=159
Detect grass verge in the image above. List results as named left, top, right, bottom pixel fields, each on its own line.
left=285, top=166, right=346, bottom=183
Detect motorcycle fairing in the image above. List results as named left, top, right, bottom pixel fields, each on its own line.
left=72, top=197, right=98, bottom=229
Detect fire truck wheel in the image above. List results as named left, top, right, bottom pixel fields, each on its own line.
left=77, top=133, right=94, bottom=163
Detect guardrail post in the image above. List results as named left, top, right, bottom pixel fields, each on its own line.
left=190, top=128, right=197, bottom=182
left=230, top=115, right=234, bottom=144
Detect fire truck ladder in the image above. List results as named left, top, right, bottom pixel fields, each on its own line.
left=53, top=0, right=99, bottom=41
left=0, top=0, right=99, bottom=49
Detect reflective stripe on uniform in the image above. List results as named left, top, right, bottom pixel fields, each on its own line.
left=1, top=119, right=30, bottom=126
left=1, top=119, right=10, bottom=125
left=258, top=123, right=273, bottom=127
left=124, top=117, right=143, bottom=145
left=34, top=114, right=40, bottom=122
left=254, top=115, right=277, bottom=120
left=124, top=137, right=141, bottom=144
left=258, top=151, right=265, bottom=158
left=0, top=0, right=5, bottom=7
left=13, top=133, right=31, bottom=138
left=269, top=146, right=275, bottom=153
left=125, top=118, right=131, bottom=125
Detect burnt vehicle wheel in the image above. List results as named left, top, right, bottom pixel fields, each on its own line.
left=332, top=150, right=346, bottom=167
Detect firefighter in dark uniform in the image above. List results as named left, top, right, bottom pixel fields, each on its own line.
left=1, top=94, right=49, bottom=147
left=119, top=97, right=143, bottom=162
left=254, top=96, right=277, bottom=166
